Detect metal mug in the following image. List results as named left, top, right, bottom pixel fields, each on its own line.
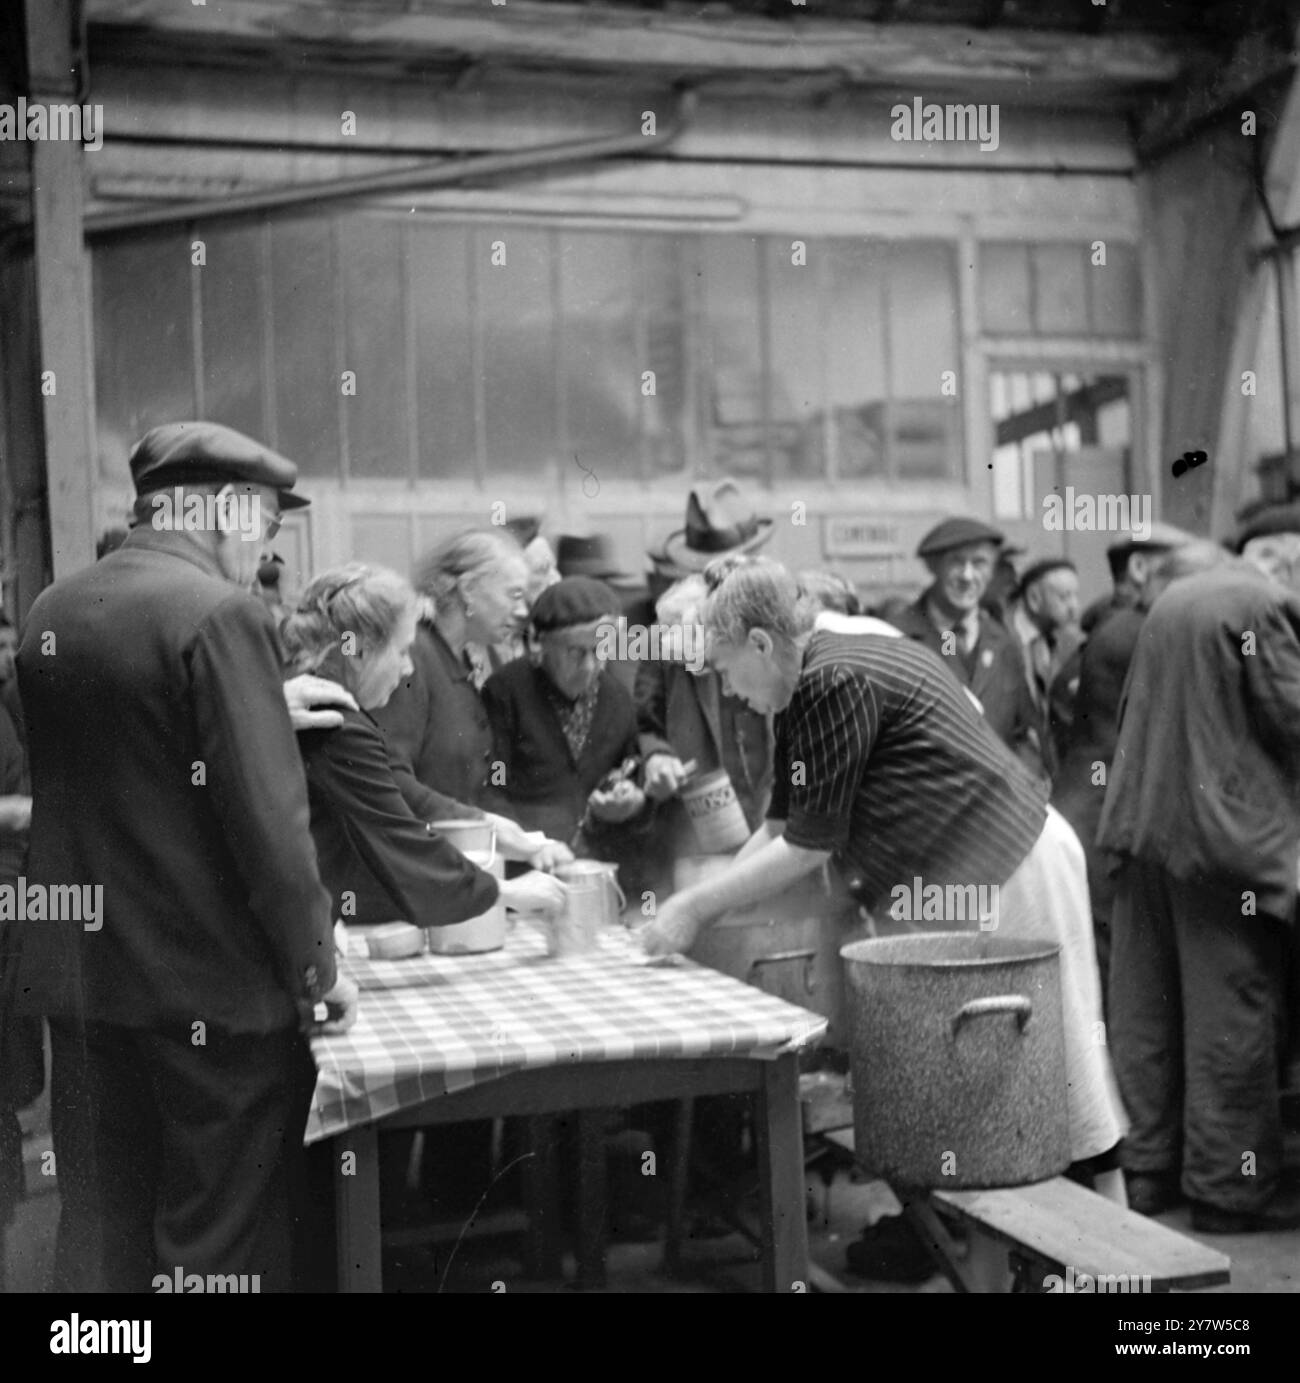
left=548, top=860, right=626, bottom=955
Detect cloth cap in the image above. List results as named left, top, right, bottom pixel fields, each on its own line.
left=129, top=421, right=310, bottom=510
left=1018, top=557, right=1076, bottom=594
left=1106, top=521, right=1195, bottom=561
left=530, top=576, right=620, bottom=633
left=916, top=516, right=1004, bottom=558
left=1231, top=501, right=1300, bottom=553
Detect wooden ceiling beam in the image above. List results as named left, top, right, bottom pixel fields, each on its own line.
left=84, top=0, right=1197, bottom=98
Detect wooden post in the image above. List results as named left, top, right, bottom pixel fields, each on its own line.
left=24, top=0, right=97, bottom=580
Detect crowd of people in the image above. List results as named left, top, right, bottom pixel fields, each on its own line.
left=1, top=416, right=1298, bottom=1291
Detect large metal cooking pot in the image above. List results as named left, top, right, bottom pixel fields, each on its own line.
left=683, top=855, right=867, bottom=1043
left=840, top=932, right=1069, bottom=1189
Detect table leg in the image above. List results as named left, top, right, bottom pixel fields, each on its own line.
left=522, top=1115, right=564, bottom=1279
left=575, top=1110, right=607, bottom=1289
left=334, top=1122, right=382, bottom=1293
left=754, top=1052, right=809, bottom=1294
left=662, top=1097, right=694, bottom=1278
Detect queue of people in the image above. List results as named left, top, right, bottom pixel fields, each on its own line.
left=1, top=414, right=1298, bottom=1292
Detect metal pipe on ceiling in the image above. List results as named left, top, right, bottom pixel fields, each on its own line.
left=76, top=88, right=697, bottom=240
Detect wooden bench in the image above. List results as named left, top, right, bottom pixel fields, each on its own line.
left=822, top=1128, right=1231, bottom=1293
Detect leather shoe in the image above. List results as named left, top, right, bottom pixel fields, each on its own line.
left=1125, top=1171, right=1184, bottom=1216
left=844, top=1214, right=936, bottom=1284
left=1190, top=1190, right=1300, bottom=1234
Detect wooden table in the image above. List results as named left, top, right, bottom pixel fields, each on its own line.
left=307, top=926, right=827, bottom=1292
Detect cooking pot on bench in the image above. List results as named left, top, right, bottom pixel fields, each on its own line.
left=840, top=932, right=1069, bottom=1189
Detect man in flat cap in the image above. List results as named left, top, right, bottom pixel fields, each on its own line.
left=10, top=421, right=357, bottom=1291
left=1009, top=557, right=1083, bottom=782
left=887, top=517, right=1043, bottom=776
left=1096, top=503, right=1300, bottom=1230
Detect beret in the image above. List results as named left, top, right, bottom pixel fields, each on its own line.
left=1231, top=501, right=1300, bottom=553
left=530, top=576, right=619, bottom=632
left=1018, top=557, right=1076, bottom=593
left=917, top=516, right=1004, bottom=558
left=129, top=421, right=310, bottom=510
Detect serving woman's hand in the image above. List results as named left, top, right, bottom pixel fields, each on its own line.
left=530, top=839, right=575, bottom=872
left=499, top=870, right=568, bottom=920
left=639, top=893, right=704, bottom=958
left=284, top=674, right=359, bottom=731
left=314, top=971, right=360, bottom=1035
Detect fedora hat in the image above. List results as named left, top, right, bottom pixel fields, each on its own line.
left=656, top=479, right=774, bottom=573
left=555, top=533, right=641, bottom=588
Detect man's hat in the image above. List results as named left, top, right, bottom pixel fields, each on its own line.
left=1106, top=521, right=1195, bottom=561
left=1017, top=556, right=1076, bottom=595
left=1231, top=501, right=1300, bottom=553
left=916, top=516, right=1004, bottom=559
left=555, top=534, right=640, bottom=588
left=655, top=479, right=774, bottom=573
left=530, top=576, right=620, bottom=633
left=128, top=421, right=310, bottom=510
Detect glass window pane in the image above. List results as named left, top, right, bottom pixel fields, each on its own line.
left=700, top=234, right=765, bottom=480
left=339, top=214, right=408, bottom=478
left=1089, top=240, right=1142, bottom=337
left=270, top=216, right=340, bottom=477
left=823, top=241, right=887, bottom=479
left=94, top=227, right=194, bottom=446
left=200, top=221, right=265, bottom=441
left=480, top=228, right=557, bottom=476
left=558, top=231, right=641, bottom=480
left=888, top=242, right=961, bottom=478
left=411, top=224, right=476, bottom=480
left=1033, top=243, right=1090, bottom=335
left=767, top=238, right=825, bottom=480
left=642, top=235, right=688, bottom=476
left=979, top=243, right=1031, bottom=335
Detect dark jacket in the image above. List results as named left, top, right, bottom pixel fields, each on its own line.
left=12, top=529, right=335, bottom=1034
left=297, top=696, right=499, bottom=930
left=1052, top=605, right=1144, bottom=851
left=371, top=620, right=494, bottom=805
left=1097, top=566, right=1300, bottom=921
left=888, top=593, right=1042, bottom=774
left=482, top=657, right=640, bottom=846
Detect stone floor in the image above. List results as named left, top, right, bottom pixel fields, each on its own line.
left=6, top=1090, right=1300, bottom=1294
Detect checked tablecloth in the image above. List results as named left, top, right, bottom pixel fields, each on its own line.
left=305, top=924, right=827, bottom=1143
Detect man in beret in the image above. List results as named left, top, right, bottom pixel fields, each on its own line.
left=482, top=576, right=649, bottom=871
left=886, top=517, right=1044, bottom=777
left=1096, top=503, right=1300, bottom=1230
left=9, top=421, right=357, bottom=1291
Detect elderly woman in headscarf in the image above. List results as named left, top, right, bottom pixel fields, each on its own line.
left=482, top=576, right=650, bottom=889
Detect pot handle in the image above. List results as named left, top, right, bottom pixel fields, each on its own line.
left=605, top=873, right=627, bottom=918
left=951, top=995, right=1032, bottom=1037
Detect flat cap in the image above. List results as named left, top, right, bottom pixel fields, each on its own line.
left=129, top=421, right=310, bottom=510
left=1106, top=521, right=1195, bottom=560
left=529, top=576, right=619, bottom=633
left=917, top=516, right=1004, bottom=558
left=1232, top=501, right=1300, bottom=552
left=1018, top=557, right=1076, bottom=594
